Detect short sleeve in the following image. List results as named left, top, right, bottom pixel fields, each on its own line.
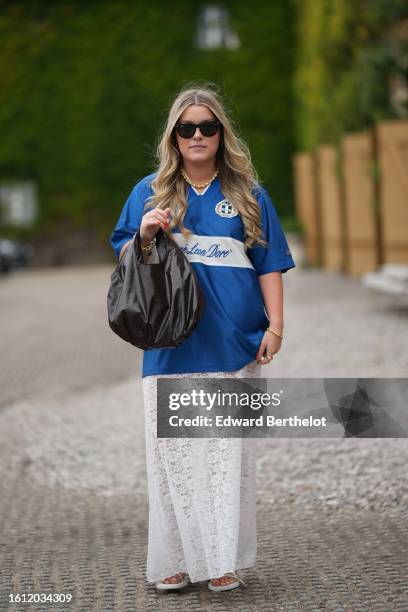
left=109, top=175, right=154, bottom=261
left=247, top=186, right=296, bottom=275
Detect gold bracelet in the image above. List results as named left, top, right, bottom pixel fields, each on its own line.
left=141, top=238, right=156, bottom=253
left=265, top=327, right=283, bottom=340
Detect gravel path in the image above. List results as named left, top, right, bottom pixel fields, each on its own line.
left=2, top=378, right=407, bottom=514
left=0, top=262, right=407, bottom=610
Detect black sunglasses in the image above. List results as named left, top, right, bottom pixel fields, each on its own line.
left=174, top=120, right=221, bottom=139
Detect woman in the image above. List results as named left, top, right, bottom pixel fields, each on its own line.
left=110, top=83, right=296, bottom=592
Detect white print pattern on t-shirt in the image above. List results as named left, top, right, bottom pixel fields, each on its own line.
left=172, top=233, right=254, bottom=269
left=214, top=199, right=238, bottom=218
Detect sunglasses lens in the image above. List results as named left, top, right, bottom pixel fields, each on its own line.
left=200, top=121, right=219, bottom=137
left=175, top=121, right=220, bottom=138
left=177, top=124, right=196, bottom=138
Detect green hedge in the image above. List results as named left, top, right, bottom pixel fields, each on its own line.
left=0, top=1, right=295, bottom=246
left=293, top=0, right=408, bottom=151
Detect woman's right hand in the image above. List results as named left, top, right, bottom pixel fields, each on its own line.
left=139, top=207, right=172, bottom=244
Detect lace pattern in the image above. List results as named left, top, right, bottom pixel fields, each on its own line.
left=142, top=359, right=261, bottom=583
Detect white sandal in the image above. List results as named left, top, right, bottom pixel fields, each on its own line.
left=155, top=572, right=189, bottom=591
left=208, top=571, right=247, bottom=592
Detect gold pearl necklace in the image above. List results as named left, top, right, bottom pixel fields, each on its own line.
left=181, top=167, right=219, bottom=189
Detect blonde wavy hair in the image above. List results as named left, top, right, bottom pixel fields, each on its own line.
left=145, top=82, right=268, bottom=250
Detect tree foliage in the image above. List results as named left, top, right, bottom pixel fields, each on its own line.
left=293, top=0, right=408, bottom=150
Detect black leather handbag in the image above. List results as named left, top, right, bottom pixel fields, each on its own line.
left=107, top=228, right=205, bottom=349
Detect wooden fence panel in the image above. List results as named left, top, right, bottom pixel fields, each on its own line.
left=377, top=120, right=408, bottom=264
left=316, top=145, right=344, bottom=271
left=342, top=132, right=379, bottom=277
left=293, top=152, right=320, bottom=265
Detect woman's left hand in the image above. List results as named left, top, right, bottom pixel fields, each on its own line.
left=256, top=332, right=282, bottom=364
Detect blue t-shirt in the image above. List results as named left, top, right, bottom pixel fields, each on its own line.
left=110, top=172, right=296, bottom=377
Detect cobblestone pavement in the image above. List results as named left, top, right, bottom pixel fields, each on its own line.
left=0, top=263, right=407, bottom=611
left=0, top=265, right=140, bottom=411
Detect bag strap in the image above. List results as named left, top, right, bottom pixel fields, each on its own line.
left=155, top=228, right=170, bottom=260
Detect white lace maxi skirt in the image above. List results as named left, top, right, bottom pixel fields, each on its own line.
left=142, top=359, right=261, bottom=584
